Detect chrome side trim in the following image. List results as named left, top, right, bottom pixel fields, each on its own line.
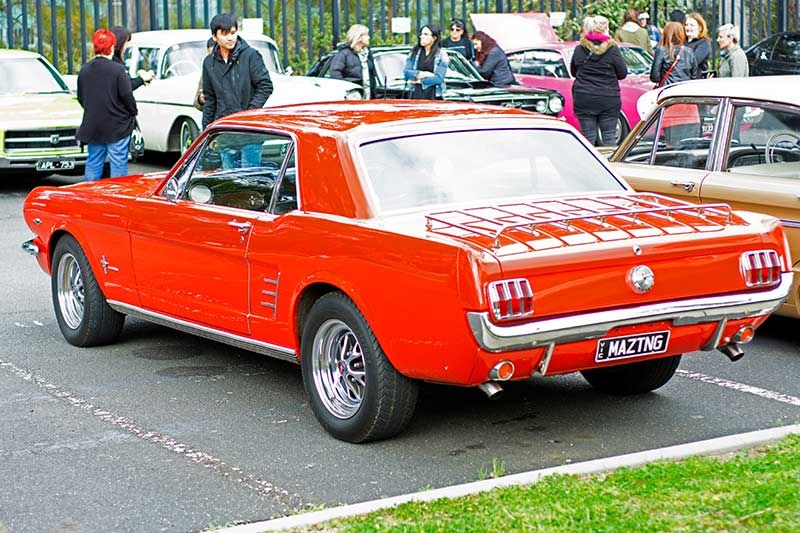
left=107, top=301, right=298, bottom=364
left=468, top=273, right=793, bottom=353
left=21, top=239, right=39, bottom=256
left=780, top=219, right=800, bottom=229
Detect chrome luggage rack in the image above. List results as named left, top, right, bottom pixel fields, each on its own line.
left=424, top=193, right=734, bottom=252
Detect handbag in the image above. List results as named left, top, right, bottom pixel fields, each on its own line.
left=129, top=120, right=145, bottom=161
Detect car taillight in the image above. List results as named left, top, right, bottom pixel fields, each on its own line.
left=740, top=250, right=781, bottom=287
left=487, top=278, right=534, bottom=321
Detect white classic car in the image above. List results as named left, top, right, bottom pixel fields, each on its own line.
left=123, top=29, right=363, bottom=154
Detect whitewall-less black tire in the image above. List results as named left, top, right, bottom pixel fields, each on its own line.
left=51, top=235, right=125, bottom=347
left=301, top=292, right=419, bottom=443
left=580, top=355, right=682, bottom=395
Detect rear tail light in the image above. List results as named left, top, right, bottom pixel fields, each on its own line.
left=487, top=278, right=534, bottom=321
left=740, top=250, right=781, bottom=287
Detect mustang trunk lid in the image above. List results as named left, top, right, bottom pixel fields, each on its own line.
left=426, top=192, right=770, bottom=318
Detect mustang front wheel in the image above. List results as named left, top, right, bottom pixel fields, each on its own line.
left=301, top=292, right=418, bottom=443
left=580, top=355, right=681, bottom=395
left=51, top=235, right=124, bottom=347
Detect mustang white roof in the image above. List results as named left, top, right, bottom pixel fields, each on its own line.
left=130, top=29, right=277, bottom=47
left=657, top=76, right=800, bottom=107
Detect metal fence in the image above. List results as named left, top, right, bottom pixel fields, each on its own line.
left=1, top=0, right=799, bottom=74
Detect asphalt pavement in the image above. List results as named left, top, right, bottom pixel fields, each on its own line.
left=1, top=155, right=799, bottom=532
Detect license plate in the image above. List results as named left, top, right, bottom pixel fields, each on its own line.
left=36, top=159, right=75, bottom=171
left=595, top=331, right=670, bottom=362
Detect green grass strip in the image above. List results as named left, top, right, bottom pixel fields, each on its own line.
left=308, top=434, right=800, bottom=532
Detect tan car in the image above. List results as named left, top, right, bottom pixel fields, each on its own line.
left=611, top=76, right=800, bottom=318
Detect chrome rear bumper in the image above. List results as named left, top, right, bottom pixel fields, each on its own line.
left=468, top=273, right=793, bottom=353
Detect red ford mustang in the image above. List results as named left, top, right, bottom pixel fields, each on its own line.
left=22, top=102, right=792, bottom=442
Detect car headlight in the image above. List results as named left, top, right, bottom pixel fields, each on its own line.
left=535, top=100, right=547, bottom=113
left=548, top=95, right=564, bottom=114
left=344, top=89, right=363, bottom=100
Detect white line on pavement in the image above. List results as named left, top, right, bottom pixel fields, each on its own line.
left=676, top=369, right=800, bottom=407
left=0, top=358, right=302, bottom=507
left=210, top=424, right=800, bottom=533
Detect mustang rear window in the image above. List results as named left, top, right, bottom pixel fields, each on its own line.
left=359, top=128, right=626, bottom=212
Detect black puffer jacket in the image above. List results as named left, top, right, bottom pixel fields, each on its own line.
left=650, top=45, right=699, bottom=86
left=328, top=44, right=376, bottom=96
left=570, top=37, right=627, bottom=97
left=329, top=45, right=361, bottom=84
left=201, top=37, right=273, bottom=128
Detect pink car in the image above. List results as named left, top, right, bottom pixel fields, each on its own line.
left=471, top=13, right=655, bottom=144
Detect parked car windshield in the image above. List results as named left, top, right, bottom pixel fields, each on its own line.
left=619, top=46, right=654, bottom=75
left=359, top=128, right=625, bottom=212
left=0, top=58, right=68, bottom=94
left=374, top=49, right=482, bottom=88
left=160, top=39, right=282, bottom=78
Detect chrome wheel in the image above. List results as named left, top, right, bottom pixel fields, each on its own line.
left=56, top=252, right=84, bottom=330
left=311, top=319, right=366, bottom=419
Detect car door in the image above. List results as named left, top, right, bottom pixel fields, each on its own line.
left=746, top=34, right=778, bottom=76
left=611, top=98, right=723, bottom=202
left=129, top=130, right=285, bottom=335
left=764, top=33, right=800, bottom=75
left=700, top=101, right=800, bottom=305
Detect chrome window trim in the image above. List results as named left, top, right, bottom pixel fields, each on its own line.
left=108, top=300, right=298, bottom=363
left=468, top=273, right=792, bottom=353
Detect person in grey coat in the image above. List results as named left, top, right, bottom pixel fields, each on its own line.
left=716, top=23, right=749, bottom=77
left=201, top=13, right=273, bottom=130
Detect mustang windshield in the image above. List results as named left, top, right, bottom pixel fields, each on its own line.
left=160, top=39, right=282, bottom=78
left=0, top=58, right=68, bottom=95
left=360, top=128, right=626, bottom=212
left=374, top=50, right=482, bottom=87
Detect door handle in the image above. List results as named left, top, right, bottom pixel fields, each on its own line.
left=670, top=181, right=696, bottom=193
left=228, top=220, right=252, bottom=235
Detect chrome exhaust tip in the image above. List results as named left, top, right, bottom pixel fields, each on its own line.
left=718, top=342, right=745, bottom=362
left=478, top=381, right=504, bottom=399
left=21, top=239, right=39, bottom=256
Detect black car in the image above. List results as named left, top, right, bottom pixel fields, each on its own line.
left=746, top=31, right=800, bottom=76
left=307, top=45, right=565, bottom=116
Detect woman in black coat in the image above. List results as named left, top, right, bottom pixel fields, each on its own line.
left=329, top=24, right=374, bottom=98
left=650, top=22, right=699, bottom=86
left=684, top=13, right=712, bottom=76
left=570, top=16, right=627, bottom=146
left=471, top=31, right=515, bottom=87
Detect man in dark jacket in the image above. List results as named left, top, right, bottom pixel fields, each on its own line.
left=76, top=28, right=138, bottom=181
left=201, top=13, right=273, bottom=133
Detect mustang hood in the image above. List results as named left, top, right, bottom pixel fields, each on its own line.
left=0, top=93, right=82, bottom=129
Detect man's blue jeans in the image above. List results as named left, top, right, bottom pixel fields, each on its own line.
left=221, top=144, right=262, bottom=169
left=84, top=137, right=130, bottom=181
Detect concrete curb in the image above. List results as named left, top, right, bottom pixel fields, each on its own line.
left=211, top=424, right=800, bottom=533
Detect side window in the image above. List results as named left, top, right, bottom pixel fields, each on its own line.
left=182, top=131, right=294, bottom=212
left=507, top=50, right=568, bottom=77
left=621, top=101, right=719, bottom=169
left=772, top=35, right=800, bottom=63
left=726, top=104, right=800, bottom=173
left=135, top=47, right=160, bottom=76
left=273, top=148, right=298, bottom=214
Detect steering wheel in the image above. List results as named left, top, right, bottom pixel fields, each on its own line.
left=765, top=132, right=800, bottom=164
left=163, top=60, right=200, bottom=78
